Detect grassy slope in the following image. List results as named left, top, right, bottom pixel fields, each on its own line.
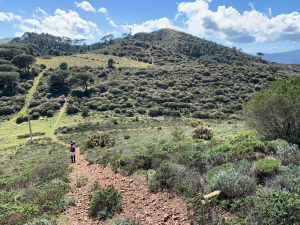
left=0, top=54, right=149, bottom=150
left=36, top=53, right=150, bottom=69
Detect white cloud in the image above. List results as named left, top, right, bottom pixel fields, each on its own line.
left=98, top=7, right=107, bottom=13
left=122, top=17, right=182, bottom=34
left=36, top=7, right=48, bottom=16
left=15, top=8, right=101, bottom=39
left=0, top=12, right=16, bottom=21
left=248, top=2, right=255, bottom=10
left=268, top=8, right=273, bottom=17
left=75, top=1, right=96, bottom=12
left=109, top=20, right=118, bottom=28
left=175, top=0, right=300, bottom=43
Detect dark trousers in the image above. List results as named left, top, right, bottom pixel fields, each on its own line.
left=71, top=155, right=76, bottom=163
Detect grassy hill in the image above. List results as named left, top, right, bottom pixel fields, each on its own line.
left=1, top=29, right=300, bottom=224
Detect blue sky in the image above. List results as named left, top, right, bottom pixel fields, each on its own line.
left=1, top=0, right=300, bottom=54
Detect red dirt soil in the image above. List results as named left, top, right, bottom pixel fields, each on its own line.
left=62, top=148, right=190, bottom=225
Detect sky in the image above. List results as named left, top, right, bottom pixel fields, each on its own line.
left=1, top=0, right=300, bottom=54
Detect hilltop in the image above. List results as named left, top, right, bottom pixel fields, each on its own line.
left=2, top=29, right=300, bottom=125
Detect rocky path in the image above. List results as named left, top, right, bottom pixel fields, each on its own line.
left=62, top=151, right=190, bottom=224
left=51, top=100, right=190, bottom=224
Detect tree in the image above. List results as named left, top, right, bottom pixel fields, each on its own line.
left=70, top=72, right=92, bottom=91
left=11, top=54, right=36, bottom=74
left=244, top=76, right=300, bottom=145
left=59, top=62, right=68, bottom=70
left=0, top=59, right=12, bottom=65
left=0, top=48, right=24, bottom=60
left=0, top=72, right=19, bottom=92
left=108, top=58, right=115, bottom=68
left=50, top=70, right=71, bottom=86
left=0, top=64, right=18, bottom=72
left=101, top=34, right=114, bottom=44
left=257, top=52, right=264, bottom=60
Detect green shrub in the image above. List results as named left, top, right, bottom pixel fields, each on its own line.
left=90, top=181, right=100, bottom=192
left=191, top=125, right=213, bottom=140
left=204, top=168, right=256, bottom=198
left=192, top=111, right=212, bottom=119
left=85, top=132, right=115, bottom=148
left=59, top=62, right=68, bottom=70
left=111, top=152, right=152, bottom=175
left=224, top=133, right=267, bottom=161
left=66, top=104, right=80, bottom=115
left=232, top=189, right=300, bottom=224
left=244, top=76, right=300, bottom=145
left=253, top=158, right=280, bottom=173
left=24, top=218, right=56, bottom=225
left=190, top=120, right=205, bottom=127
left=275, top=144, right=300, bottom=166
left=266, top=165, right=300, bottom=193
left=35, top=180, right=71, bottom=214
left=205, top=151, right=227, bottom=167
left=81, top=107, right=90, bottom=117
left=265, top=65, right=281, bottom=73
left=76, top=176, right=88, bottom=188
left=88, top=185, right=122, bottom=220
left=171, top=126, right=185, bottom=141
left=113, top=218, right=140, bottom=225
left=206, top=163, right=231, bottom=181
left=148, top=162, right=203, bottom=196
left=16, top=115, right=28, bottom=124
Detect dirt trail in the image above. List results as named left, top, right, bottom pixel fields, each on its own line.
left=62, top=150, right=190, bottom=224
left=50, top=100, right=68, bottom=142
left=146, top=47, right=155, bottom=65
left=52, top=101, right=190, bottom=224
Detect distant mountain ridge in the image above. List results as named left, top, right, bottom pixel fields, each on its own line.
left=264, top=49, right=300, bottom=64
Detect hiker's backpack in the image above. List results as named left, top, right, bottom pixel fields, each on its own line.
left=71, top=146, right=76, bottom=152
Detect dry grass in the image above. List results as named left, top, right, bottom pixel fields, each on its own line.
left=36, top=53, right=150, bottom=69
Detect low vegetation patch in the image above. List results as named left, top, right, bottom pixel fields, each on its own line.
left=88, top=185, right=122, bottom=220
left=0, top=138, right=70, bottom=224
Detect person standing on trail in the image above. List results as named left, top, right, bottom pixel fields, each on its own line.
left=69, top=142, right=76, bottom=163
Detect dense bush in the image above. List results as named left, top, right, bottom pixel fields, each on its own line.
left=232, top=189, right=300, bottom=224
left=191, top=125, right=214, bottom=140
left=266, top=165, right=300, bottom=193
left=16, top=115, right=28, bottom=124
left=66, top=104, right=80, bottom=115
left=47, top=110, right=54, bottom=117
left=190, top=120, right=204, bottom=127
left=88, top=185, right=122, bottom=220
left=274, top=144, right=300, bottom=166
left=253, top=158, right=280, bottom=174
left=204, top=168, right=256, bottom=198
left=148, top=162, right=203, bottom=196
left=206, top=163, right=231, bottom=181
left=244, top=76, right=300, bottom=145
left=85, top=132, right=115, bottom=148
